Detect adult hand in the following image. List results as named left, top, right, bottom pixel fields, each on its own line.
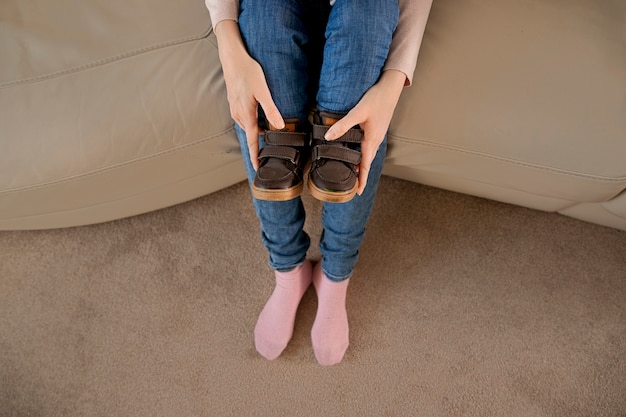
left=214, top=20, right=284, bottom=170
left=323, top=70, right=407, bottom=195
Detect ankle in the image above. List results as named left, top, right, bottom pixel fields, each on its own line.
left=313, top=265, right=349, bottom=298
left=311, top=263, right=350, bottom=366
left=254, top=260, right=313, bottom=361
left=275, top=260, right=312, bottom=288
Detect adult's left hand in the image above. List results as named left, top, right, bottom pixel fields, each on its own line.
left=323, top=70, right=407, bottom=195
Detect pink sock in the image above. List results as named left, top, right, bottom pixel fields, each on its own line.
left=311, top=263, right=350, bottom=366
left=254, top=260, right=312, bottom=360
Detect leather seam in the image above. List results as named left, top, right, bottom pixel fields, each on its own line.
left=0, top=126, right=236, bottom=194
left=0, top=28, right=213, bottom=89
left=389, top=135, right=626, bottom=183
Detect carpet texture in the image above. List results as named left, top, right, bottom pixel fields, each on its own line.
left=1, top=176, right=625, bottom=417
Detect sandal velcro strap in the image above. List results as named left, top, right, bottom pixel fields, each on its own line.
left=312, top=125, right=363, bottom=143
left=264, top=130, right=309, bottom=146
left=259, top=145, right=300, bottom=163
left=312, top=144, right=361, bottom=165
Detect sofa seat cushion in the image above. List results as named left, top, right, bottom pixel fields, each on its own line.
left=385, top=0, right=626, bottom=215
left=0, top=0, right=243, bottom=229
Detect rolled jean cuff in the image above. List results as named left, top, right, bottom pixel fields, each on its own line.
left=272, top=256, right=307, bottom=273
left=322, top=268, right=352, bottom=283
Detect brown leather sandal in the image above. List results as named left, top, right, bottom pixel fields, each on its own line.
left=251, top=118, right=310, bottom=201
left=307, top=111, right=363, bottom=203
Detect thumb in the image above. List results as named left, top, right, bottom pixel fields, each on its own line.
left=325, top=110, right=361, bottom=141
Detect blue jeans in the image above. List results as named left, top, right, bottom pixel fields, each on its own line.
left=237, top=0, right=399, bottom=281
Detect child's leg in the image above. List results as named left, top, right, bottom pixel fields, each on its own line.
left=236, top=0, right=328, bottom=360
left=311, top=0, right=399, bottom=366
left=312, top=137, right=388, bottom=366
left=237, top=0, right=328, bottom=265
left=317, top=0, right=399, bottom=114
left=239, top=0, right=330, bottom=122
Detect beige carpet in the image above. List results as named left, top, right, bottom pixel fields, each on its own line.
left=1, top=176, right=625, bottom=417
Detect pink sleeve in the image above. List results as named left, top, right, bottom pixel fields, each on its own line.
left=384, top=0, right=433, bottom=86
left=205, top=0, right=239, bottom=29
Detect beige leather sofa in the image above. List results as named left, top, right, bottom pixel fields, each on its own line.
left=1, top=0, right=625, bottom=231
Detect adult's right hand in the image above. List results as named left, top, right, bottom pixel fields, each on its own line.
left=214, top=20, right=284, bottom=171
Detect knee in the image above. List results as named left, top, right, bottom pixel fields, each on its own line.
left=238, top=1, right=276, bottom=45
left=239, top=1, right=302, bottom=42
left=327, top=0, right=399, bottom=47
